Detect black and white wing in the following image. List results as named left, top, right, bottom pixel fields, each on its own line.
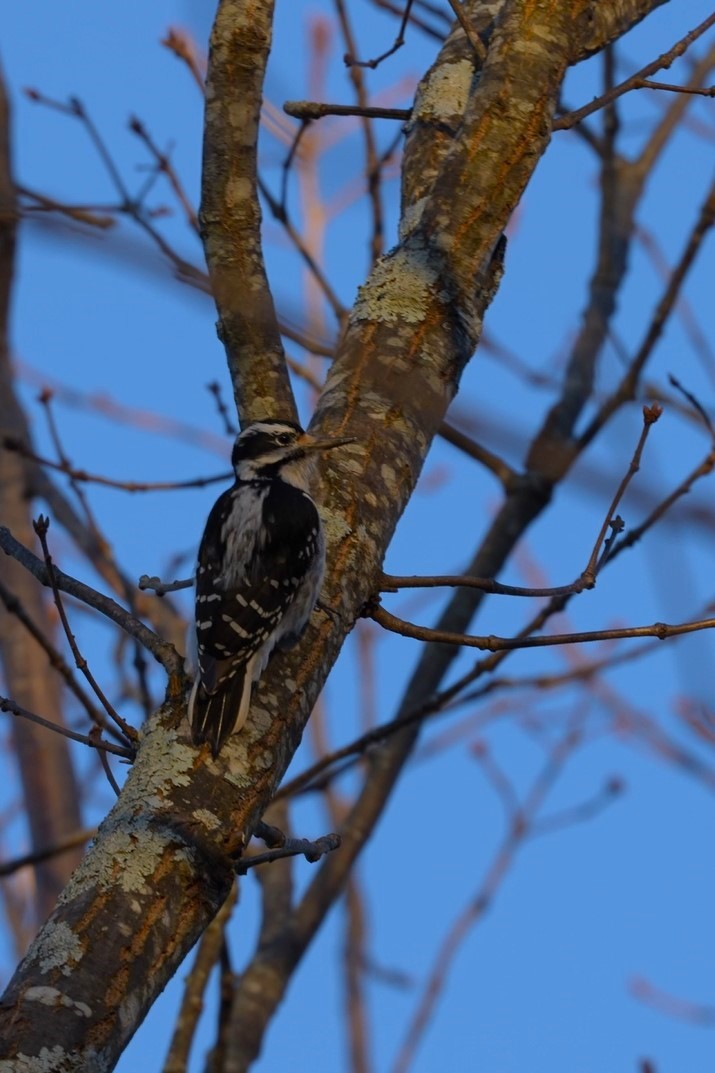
left=189, top=482, right=323, bottom=754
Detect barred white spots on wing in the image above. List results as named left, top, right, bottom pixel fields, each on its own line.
left=187, top=418, right=354, bottom=757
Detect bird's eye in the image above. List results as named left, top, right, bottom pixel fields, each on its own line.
left=277, top=432, right=292, bottom=446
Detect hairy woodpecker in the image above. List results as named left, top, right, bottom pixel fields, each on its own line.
left=188, top=418, right=352, bottom=756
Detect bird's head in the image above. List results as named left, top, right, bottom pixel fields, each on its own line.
left=231, top=419, right=353, bottom=486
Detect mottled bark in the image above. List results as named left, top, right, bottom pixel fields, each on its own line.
left=579, top=0, right=669, bottom=57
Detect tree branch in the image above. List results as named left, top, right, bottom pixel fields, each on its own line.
left=0, top=525, right=183, bottom=676
left=0, top=576, right=119, bottom=738
left=0, top=827, right=95, bottom=879
left=236, top=832, right=341, bottom=873
left=0, top=696, right=134, bottom=759
left=200, top=0, right=296, bottom=423
left=370, top=603, right=715, bottom=652
left=2, top=435, right=230, bottom=492
left=283, top=100, right=411, bottom=121
left=33, top=514, right=137, bottom=744
left=556, top=11, right=715, bottom=129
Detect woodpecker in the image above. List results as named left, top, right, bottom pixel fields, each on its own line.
left=188, top=418, right=352, bottom=756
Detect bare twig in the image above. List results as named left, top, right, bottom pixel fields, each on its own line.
left=630, top=977, right=715, bottom=1027
left=470, top=741, right=519, bottom=818
left=32, top=394, right=158, bottom=729
left=282, top=632, right=653, bottom=797
left=0, top=696, right=133, bottom=759
left=667, top=373, right=715, bottom=439
left=0, top=525, right=183, bottom=675
left=33, top=393, right=159, bottom=720
left=454, top=643, right=659, bottom=709
left=579, top=173, right=715, bottom=448
left=236, top=831, right=341, bottom=873
left=581, top=403, right=661, bottom=583
left=18, top=185, right=115, bottom=228
left=335, top=0, right=385, bottom=261
left=0, top=577, right=118, bottom=737
left=23, top=88, right=209, bottom=290
left=94, top=732, right=122, bottom=796
left=601, top=683, right=715, bottom=793
left=129, top=116, right=200, bottom=233
left=278, top=585, right=578, bottom=801
left=636, top=78, right=715, bottom=97
left=276, top=645, right=521, bottom=801
left=635, top=223, right=715, bottom=378
left=283, top=101, right=411, bottom=121
left=438, top=420, right=518, bottom=487
left=286, top=352, right=323, bottom=391
left=555, top=13, right=715, bottom=130
left=381, top=572, right=580, bottom=598
left=444, top=0, right=487, bottom=62
left=206, top=380, right=238, bottom=437
left=279, top=118, right=310, bottom=216
left=369, top=0, right=448, bottom=42
left=15, top=362, right=230, bottom=455
left=529, top=776, right=624, bottom=838
left=65, top=95, right=128, bottom=197
left=161, top=27, right=206, bottom=93
left=33, top=515, right=137, bottom=744
left=609, top=445, right=715, bottom=561
left=258, top=177, right=346, bottom=320
left=38, top=388, right=104, bottom=539
left=384, top=403, right=662, bottom=599
left=344, top=0, right=414, bottom=69
left=138, top=574, right=194, bottom=596
left=0, top=827, right=95, bottom=879
left=370, top=603, right=715, bottom=653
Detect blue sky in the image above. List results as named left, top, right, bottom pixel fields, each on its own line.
left=2, top=2, right=715, bottom=1071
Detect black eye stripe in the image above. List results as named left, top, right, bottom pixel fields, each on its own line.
left=231, top=422, right=304, bottom=465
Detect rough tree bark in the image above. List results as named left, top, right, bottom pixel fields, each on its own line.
left=0, top=1, right=670, bottom=1069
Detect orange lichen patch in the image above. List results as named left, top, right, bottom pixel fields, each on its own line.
left=123, top=895, right=173, bottom=965
left=343, top=324, right=379, bottom=416
left=103, top=964, right=130, bottom=1014
left=453, top=95, right=549, bottom=254
left=73, top=887, right=112, bottom=936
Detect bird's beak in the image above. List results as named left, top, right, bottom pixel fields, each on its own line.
left=297, top=432, right=356, bottom=454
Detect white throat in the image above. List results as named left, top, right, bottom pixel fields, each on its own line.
left=235, top=452, right=317, bottom=490
left=278, top=454, right=317, bottom=490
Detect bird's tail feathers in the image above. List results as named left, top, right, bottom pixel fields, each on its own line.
left=190, top=663, right=254, bottom=757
